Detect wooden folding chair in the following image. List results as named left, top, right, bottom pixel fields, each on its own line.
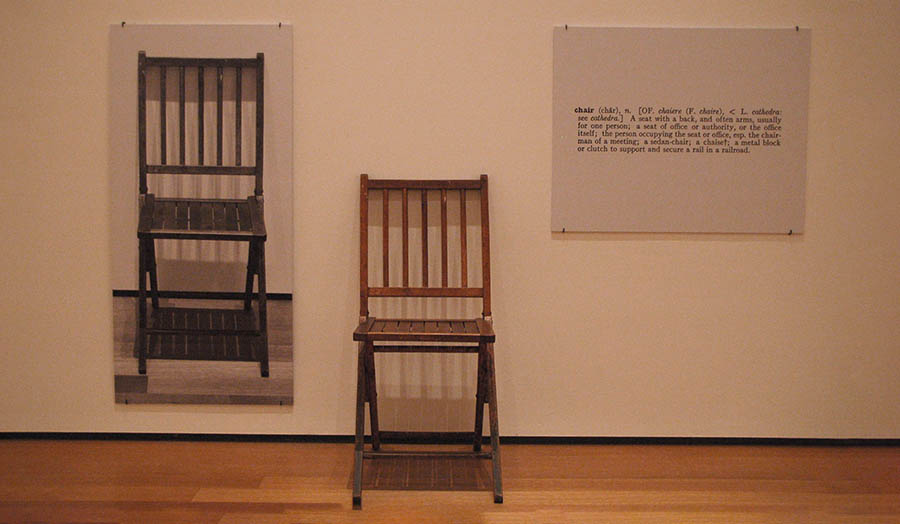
left=135, top=52, right=269, bottom=377
left=352, top=174, right=502, bottom=507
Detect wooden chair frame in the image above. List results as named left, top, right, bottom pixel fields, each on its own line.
left=135, top=52, right=269, bottom=377
left=352, top=174, right=502, bottom=507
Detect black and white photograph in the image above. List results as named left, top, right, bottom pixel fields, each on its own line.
left=108, top=25, right=294, bottom=405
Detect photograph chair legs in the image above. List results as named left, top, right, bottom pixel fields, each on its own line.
left=352, top=340, right=503, bottom=508
left=136, top=236, right=269, bottom=378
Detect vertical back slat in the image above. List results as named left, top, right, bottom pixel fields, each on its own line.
left=480, top=175, right=491, bottom=317
left=360, top=175, right=369, bottom=318
left=421, top=190, right=429, bottom=287
left=235, top=66, right=242, bottom=166
left=138, top=52, right=147, bottom=194
left=382, top=189, right=389, bottom=287
left=198, top=66, right=204, bottom=164
left=216, top=66, right=223, bottom=166
left=255, top=53, right=264, bottom=196
left=441, top=188, right=448, bottom=287
left=402, top=188, right=409, bottom=287
left=159, top=66, right=167, bottom=165
left=460, top=189, right=467, bottom=288
left=179, top=66, right=185, bottom=165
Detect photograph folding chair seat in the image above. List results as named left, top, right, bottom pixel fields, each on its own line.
left=352, top=174, right=502, bottom=507
left=135, top=51, right=269, bottom=377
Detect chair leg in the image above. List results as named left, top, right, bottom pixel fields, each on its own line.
left=486, top=343, right=503, bottom=503
left=243, top=240, right=258, bottom=311
left=137, top=239, right=148, bottom=375
left=147, top=238, right=159, bottom=309
left=353, top=342, right=366, bottom=509
left=364, top=342, right=380, bottom=451
left=473, top=347, right=487, bottom=452
left=144, top=240, right=160, bottom=362
left=256, top=241, right=269, bottom=378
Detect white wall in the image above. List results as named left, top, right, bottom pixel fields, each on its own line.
left=1, top=0, right=898, bottom=437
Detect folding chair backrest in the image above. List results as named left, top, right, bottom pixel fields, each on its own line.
left=137, top=52, right=264, bottom=197
left=359, top=175, right=492, bottom=320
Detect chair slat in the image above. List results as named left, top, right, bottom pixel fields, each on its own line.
left=198, top=66, right=204, bottom=164
left=235, top=65, right=242, bottom=166
left=216, top=66, right=223, bottom=166
left=460, top=189, right=467, bottom=287
left=402, top=188, right=409, bottom=287
left=224, top=329, right=236, bottom=359
left=355, top=319, right=493, bottom=342
left=372, top=345, right=480, bottom=354
left=199, top=309, right=211, bottom=331
left=382, top=189, right=389, bottom=287
left=367, top=179, right=482, bottom=190
left=160, top=66, right=167, bottom=165
left=179, top=66, right=185, bottom=164
left=368, top=287, right=483, bottom=298
left=224, top=202, right=238, bottom=230
left=146, top=165, right=256, bottom=175
left=421, top=190, right=428, bottom=287
left=162, top=200, right=176, bottom=230
left=188, top=201, right=202, bottom=231
left=152, top=199, right=166, bottom=228
left=144, top=57, right=259, bottom=68
left=212, top=202, right=226, bottom=230
left=236, top=201, right=251, bottom=232
left=174, top=201, right=188, bottom=229
left=199, top=202, right=214, bottom=230
left=441, top=189, right=448, bottom=287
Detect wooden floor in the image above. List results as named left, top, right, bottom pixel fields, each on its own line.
left=0, top=440, right=898, bottom=523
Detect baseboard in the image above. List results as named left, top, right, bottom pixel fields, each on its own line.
left=113, top=289, right=292, bottom=300
left=500, top=436, right=900, bottom=446
left=2, top=432, right=897, bottom=447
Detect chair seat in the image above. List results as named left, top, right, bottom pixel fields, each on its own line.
left=138, top=194, right=266, bottom=240
left=354, top=318, right=495, bottom=343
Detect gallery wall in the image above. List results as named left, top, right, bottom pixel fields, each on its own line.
left=1, top=0, right=898, bottom=437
